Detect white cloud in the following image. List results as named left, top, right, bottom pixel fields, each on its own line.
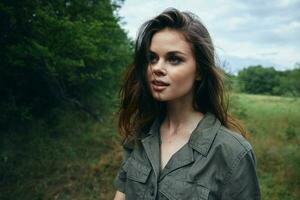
left=118, top=0, right=300, bottom=71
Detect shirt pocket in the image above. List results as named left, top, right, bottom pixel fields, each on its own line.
left=123, top=156, right=152, bottom=198
left=159, top=175, right=210, bottom=200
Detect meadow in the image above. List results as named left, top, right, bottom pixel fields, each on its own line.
left=0, top=93, right=299, bottom=200
left=230, top=93, right=300, bottom=200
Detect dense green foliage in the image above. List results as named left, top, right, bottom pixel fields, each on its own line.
left=238, top=65, right=279, bottom=94
left=236, top=65, right=300, bottom=96
left=0, top=0, right=132, bottom=131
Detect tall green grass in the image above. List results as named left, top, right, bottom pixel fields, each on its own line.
left=230, top=93, right=300, bottom=200
left=0, top=106, right=120, bottom=200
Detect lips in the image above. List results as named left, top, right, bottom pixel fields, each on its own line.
left=151, top=80, right=169, bottom=92
left=151, top=80, right=170, bottom=86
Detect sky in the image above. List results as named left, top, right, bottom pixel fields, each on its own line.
left=118, top=0, right=300, bottom=74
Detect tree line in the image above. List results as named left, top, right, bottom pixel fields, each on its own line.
left=0, top=0, right=132, bottom=131
left=231, top=65, right=300, bottom=97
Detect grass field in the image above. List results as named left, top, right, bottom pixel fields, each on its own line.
left=0, top=93, right=299, bottom=199
left=229, top=93, right=300, bottom=200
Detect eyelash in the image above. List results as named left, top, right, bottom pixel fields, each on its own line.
left=149, top=54, right=158, bottom=64
left=148, top=54, right=183, bottom=65
left=168, top=55, right=183, bottom=65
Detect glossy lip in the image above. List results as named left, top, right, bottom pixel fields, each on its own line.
left=151, top=83, right=168, bottom=92
left=151, top=80, right=169, bottom=92
left=151, top=79, right=170, bottom=86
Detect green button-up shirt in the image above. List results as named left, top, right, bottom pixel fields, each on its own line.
left=114, top=112, right=261, bottom=200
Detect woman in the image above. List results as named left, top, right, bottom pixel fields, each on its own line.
left=113, top=8, right=260, bottom=200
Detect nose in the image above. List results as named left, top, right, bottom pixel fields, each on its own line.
left=150, top=60, right=166, bottom=77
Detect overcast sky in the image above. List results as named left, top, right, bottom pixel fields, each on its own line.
left=118, top=0, right=300, bottom=73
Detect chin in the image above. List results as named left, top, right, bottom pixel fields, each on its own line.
left=152, top=96, right=165, bottom=101
left=152, top=94, right=173, bottom=102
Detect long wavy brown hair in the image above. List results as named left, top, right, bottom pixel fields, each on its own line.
left=118, top=8, right=247, bottom=141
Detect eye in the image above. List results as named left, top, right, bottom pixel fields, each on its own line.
left=168, top=55, right=183, bottom=65
left=148, top=52, right=158, bottom=64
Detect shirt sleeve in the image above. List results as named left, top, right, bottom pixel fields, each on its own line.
left=221, top=150, right=261, bottom=200
left=113, top=145, right=132, bottom=193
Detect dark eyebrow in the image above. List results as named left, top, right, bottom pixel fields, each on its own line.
left=149, top=50, right=186, bottom=56
left=166, top=51, right=186, bottom=56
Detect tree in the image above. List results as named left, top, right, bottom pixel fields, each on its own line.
left=238, top=65, right=279, bottom=95
left=275, top=67, right=300, bottom=97
left=0, top=0, right=132, bottom=131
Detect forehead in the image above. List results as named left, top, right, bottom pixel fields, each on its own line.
left=150, top=29, right=193, bottom=55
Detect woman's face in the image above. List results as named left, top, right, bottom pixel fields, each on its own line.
left=147, top=28, right=199, bottom=102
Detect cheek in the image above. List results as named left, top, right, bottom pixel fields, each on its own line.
left=146, top=65, right=152, bottom=80
left=146, top=67, right=151, bottom=83
left=174, top=77, right=195, bottom=91
left=171, top=68, right=196, bottom=86
left=146, top=66, right=154, bottom=91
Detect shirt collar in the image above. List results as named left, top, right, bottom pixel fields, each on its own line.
left=145, top=112, right=221, bottom=157
left=188, top=112, right=221, bottom=156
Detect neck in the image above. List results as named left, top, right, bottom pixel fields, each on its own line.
left=163, top=94, right=203, bottom=134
